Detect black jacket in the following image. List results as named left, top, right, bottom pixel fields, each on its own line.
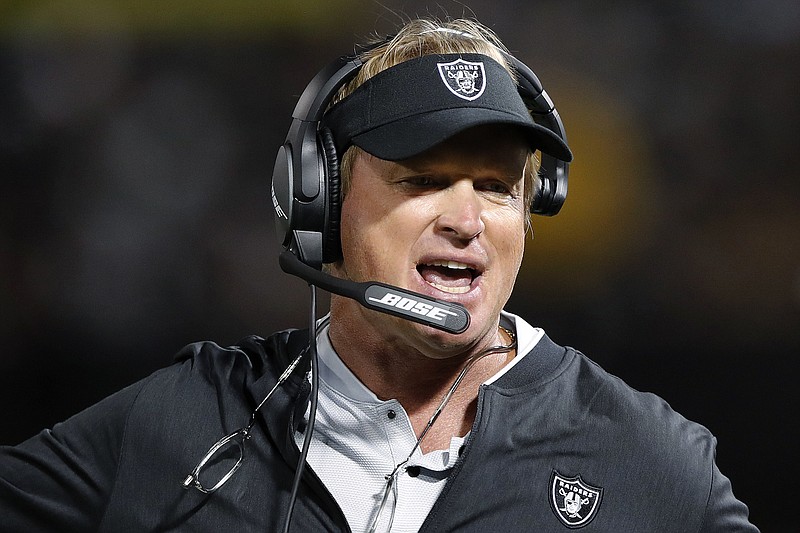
left=0, top=329, right=757, bottom=532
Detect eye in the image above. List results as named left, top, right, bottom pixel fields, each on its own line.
left=401, top=175, right=440, bottom=189
left=479, top=180, right=515, bottom=196
left=484, top=181, right=510, bottom=193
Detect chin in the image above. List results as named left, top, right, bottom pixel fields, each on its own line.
left=405, top=310, right=498, bottom=359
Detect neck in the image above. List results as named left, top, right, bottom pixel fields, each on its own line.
left=327, top=299, right=515, bottom=451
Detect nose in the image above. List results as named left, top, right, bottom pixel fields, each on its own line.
left=434, top=181, right=485, bottom=241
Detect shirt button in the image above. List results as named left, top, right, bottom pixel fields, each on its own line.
left=406, top=466, right=420, bottom=477
left=387, top=409, right=396, bottom=419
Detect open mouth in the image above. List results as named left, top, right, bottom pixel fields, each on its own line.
left=416, top=260, right=479, bottom=294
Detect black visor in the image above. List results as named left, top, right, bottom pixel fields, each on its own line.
left=323, top=53, right=572, bottom=162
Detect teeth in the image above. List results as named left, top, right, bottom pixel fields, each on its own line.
left=429, top=260, right=471, bottom=270
left=419, top=260, right=476, bottom=294
left=428, top=282, right=471, bottom=294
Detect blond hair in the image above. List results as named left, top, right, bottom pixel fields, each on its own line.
left=335, top=18, right=541, bottom=211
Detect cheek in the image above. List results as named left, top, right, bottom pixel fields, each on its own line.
left=505, top=234, right=526, bottom=282
left=489, top=209, right=527, bottom=259
left=487, top=212, right=527, bottom=294
left=338, top=200, right=371, bottom=274
left=338, top=194, right=403, bottom=279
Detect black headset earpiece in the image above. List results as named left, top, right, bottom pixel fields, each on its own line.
left=270, top=55, right=363, bottom=267
left=319, top=127, right=343, bottom=261
left=271, top=49, right=570, bottom=268
left=502, top=52, right=570, bottom=216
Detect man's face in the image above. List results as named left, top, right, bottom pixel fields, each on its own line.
left=331, top=124, right=529, bottom=357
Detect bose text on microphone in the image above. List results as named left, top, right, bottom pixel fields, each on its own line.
left=279, top=249, right=470, bottom=334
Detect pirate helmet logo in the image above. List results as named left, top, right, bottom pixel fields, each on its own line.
left=437, top=58, right=486, bottom=101
left=549, top=470, right=604, bottom=528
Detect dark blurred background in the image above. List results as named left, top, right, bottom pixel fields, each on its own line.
left=1, top=0, right=797, bottom=530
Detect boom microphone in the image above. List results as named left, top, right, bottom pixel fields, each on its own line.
left=279, top=250, right=470, bottom=334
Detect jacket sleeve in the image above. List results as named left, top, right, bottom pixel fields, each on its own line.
left=0, top=377, right=149, bottom=532
left=700, top=442, right=760, bottom=532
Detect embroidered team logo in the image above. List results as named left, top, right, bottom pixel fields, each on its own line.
left=549, top=470, right=603, bottom=529
left=437, top=58, right=486, bottom=101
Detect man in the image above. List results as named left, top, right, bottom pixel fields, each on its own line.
left=0, top=17, right=757, bottom=532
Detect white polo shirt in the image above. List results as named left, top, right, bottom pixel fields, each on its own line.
left=295, top=312, right=543, bottom=532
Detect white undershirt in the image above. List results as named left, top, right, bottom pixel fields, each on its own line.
left=294, top=311, right=544, bottom=532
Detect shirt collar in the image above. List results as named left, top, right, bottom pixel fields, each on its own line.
left=316, top=317, right=383, bottom=403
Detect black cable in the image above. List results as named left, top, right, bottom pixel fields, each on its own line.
left=282, top=285, right=320, bottom=533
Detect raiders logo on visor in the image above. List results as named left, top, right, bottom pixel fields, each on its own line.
left=437, top=58, right=486, bottom=101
